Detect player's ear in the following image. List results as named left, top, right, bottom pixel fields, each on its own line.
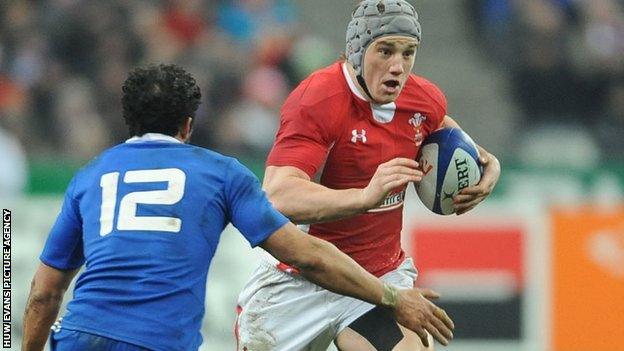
left=180, top=117, right=193, bottom=142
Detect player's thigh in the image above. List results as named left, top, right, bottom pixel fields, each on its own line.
left=335, top=325, right=433, bottom=351
left=334, top=327, right=376, bottom=351
left=237, top=263, right=334, bottom=351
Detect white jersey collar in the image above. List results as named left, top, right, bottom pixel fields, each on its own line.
left=342, top=62, right=367, bottom=102
left=341, top=62, right=396, bottom=123
left=126, top=133, right=182, bottom=144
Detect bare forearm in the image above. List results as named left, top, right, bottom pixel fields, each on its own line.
left=292, top=237, right=384, bottom=306
left=22, top=264, right=77, bottom=350
left=262, top=224, right=385, bottom=306
left=268, top=176, right=366, bottom=224
left=22, top=293, right=63, bottom=351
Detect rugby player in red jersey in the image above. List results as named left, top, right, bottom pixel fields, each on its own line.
left=236, top=1, right=501, bottom=350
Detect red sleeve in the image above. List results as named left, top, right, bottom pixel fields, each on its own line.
left=424, top=80, right=447, bottom=129
left=410, top=74, right=448, bottom=129
left=266, top=83, right=337, bottom=178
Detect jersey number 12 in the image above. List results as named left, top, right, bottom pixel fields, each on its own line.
left=99, top=168, right=186, bottom=236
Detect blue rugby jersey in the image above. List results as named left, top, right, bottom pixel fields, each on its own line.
left=40, top=134, right=288, bottom=351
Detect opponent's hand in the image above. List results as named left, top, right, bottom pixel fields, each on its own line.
left=453, top=145, right=500, bottom=215
left=360, top=158, right=422, bottom=210
left=393, top=288, right=454, bottom=347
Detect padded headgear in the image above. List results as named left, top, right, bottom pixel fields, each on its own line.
left=346, top=0, right=421, bottom=76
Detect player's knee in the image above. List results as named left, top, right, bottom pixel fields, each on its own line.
left=393, top=326, right=434, bottom=351
left=335, top=328, right=376, bottom=351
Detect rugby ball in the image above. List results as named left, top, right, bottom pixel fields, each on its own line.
left=415, top=128, right=482, bottom=215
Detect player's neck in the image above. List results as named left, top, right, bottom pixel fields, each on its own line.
left=345, top=62, right=373, bottom=103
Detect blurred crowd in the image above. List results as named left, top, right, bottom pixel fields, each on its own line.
left=467, top=0, right=624, bottom=164
left=0, top=0, right=336, bottom=165
left=2, top=0, right=624, bottom=197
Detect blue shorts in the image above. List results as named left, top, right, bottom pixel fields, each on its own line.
left=50, top=329, right=151, bottom=351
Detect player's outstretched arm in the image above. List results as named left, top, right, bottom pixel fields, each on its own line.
left=22, top=263, right=79, bottom=351
left=260, top=223, right=454, bottom=347
left=264, top=159, right=422, bottom=224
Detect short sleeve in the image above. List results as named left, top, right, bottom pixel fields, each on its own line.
left=224, top=159, right=289, bottom=247
left=40, top=177, right=85, bottom=270
left=425, top=80, right=448, bottom=129
left=266, top=93, right=334, bottom=178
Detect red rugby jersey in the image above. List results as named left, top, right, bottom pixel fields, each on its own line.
left=267, top=61, right=447, bottom=276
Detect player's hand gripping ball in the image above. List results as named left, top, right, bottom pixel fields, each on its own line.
left=415, top=128, right=482, bottom=215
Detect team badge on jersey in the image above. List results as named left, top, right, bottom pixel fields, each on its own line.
left=409, top=113, right=427, bottom=146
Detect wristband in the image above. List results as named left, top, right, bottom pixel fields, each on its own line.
left=381, top=283, right=399, bottom=309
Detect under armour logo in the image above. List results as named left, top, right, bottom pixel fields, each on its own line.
left=351, top=129, right=367, bottom=143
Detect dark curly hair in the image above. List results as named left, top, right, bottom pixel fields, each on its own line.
left=122, top=64, right=201, bottom=137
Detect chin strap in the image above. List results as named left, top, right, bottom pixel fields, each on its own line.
left=356, top=74, right=375, bottom=101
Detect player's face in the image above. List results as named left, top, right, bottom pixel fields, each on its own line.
left=362, top=36, right=418, bottom=104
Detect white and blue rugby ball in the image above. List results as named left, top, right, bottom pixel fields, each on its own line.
left=415, top=128, right=482, bottom=215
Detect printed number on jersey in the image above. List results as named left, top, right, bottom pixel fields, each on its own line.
left=99, top=168, right=186, bottom=235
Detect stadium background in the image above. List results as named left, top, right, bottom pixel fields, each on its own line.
left=1, top=0, right=623, bottom=350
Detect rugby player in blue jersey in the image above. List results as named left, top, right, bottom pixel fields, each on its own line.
left=22, top=64, right=453, bottom=351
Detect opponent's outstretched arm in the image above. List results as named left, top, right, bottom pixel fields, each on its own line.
left=261, top=222, right=454, bottom=347
left=22, top=264, right=79, bottom=351
left=263, top=157, right=423, bottom=224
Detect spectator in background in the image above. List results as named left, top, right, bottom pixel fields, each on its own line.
left=580, top=0, right=624, bottom=76
left=216, top=65, right=289, bottom=159
left=163, top=0, right=208, bottom=47
left=467, top=0, right=624, bottom=165
left=289, top=34, right=336, bottom=81
left=217, top=0, right=298, bottom=44
left=575, top=0, right=624, bottom=119
left=594, top=77, right=624, bottom=163
left=0, top=0, right=305, bottom=162
left=54, top=77, right=111, bottom=158
left=467, top=0, right=517, bottom=65
left=511, top=0, right=581, bottom=123
left=2, top=0, right=621, bottom=166
left=511, top=0, right=602, bottom=167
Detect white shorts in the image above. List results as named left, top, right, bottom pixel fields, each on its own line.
left=235, top=257, right=418, bottom=351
